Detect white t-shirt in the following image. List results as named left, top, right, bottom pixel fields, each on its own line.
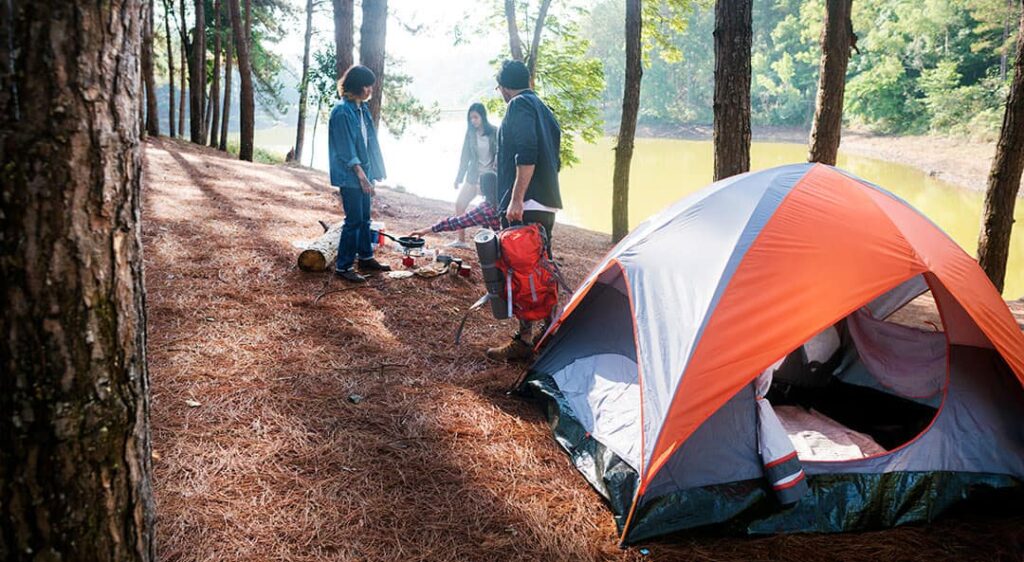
left=523, top=199, right=558, bottom=213
left=476, top=133, right=495, bottom=172
left=358, top=105, right=368, bottom=149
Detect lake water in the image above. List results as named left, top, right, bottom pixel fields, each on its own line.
left=248, top=111, right=1023, bottom=297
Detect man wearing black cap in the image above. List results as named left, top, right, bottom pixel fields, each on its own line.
left=486, top=59, right=563, bottom=362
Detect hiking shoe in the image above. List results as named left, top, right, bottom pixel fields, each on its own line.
left=358, top=258, right=392, bottom=272
left=446, top=240, right=472, bottom=250
left=335, top=268, right=367, bottom=283
left=485, top=337, right=534, bottom=362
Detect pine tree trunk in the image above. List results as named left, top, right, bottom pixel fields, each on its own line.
left=220, top=24, right=233, bottom=152
left=978, top=5, right=1024, bottom=294
left=209, top=0, right=222, bottom=148
left=713, top=0, right=752, bottom=181
left=190, top=0, right=206, bottom=144
left=360, top=0, right=387, bottom=128
left=0, top=2, right=155, bottom=560
left=808, top=0, right=853, bottom=166
left=525, top=0, right=553, bottom=85
left=164, top=0, right=177, bottom=138
left=294, top=0, right=314, bottom=163
left=310, top=97, right=322, bottom=167
left=178, top=0, right=188, bottom=137
left=612, top=0, right=643, bottom=243
left=332, top=0, right=354, bottom=78
left=142, top=0, right=160, bottom=136
left=229, top=0, right=255, bottom=161
left=504, top=0, right=525, bottom=61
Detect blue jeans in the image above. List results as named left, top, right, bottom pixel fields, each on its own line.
left=336, top=188, right=373, bottom=271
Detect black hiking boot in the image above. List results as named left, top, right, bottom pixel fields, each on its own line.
left=358, top=258, right=392, bottom=272
left=335, top=268, right=367, bottom=283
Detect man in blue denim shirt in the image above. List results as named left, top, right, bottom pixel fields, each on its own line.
left=329, top=65, right=391, bottom=283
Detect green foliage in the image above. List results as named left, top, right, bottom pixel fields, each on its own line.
left=305, top=48, right=439, bottom=139
left=380, top=58, right=442, bottom=137
left=846, top=54, right=925, bottom=133
left=484, top=1, right=606, bottom=167
left=585, top=0, right=1021, bottom=137
left=225, top=140, right=286, bottom=164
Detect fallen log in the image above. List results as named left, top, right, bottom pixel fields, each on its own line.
left=297, top=221, right=342, bottom=272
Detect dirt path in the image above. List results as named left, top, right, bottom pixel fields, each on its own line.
left=144, top=138, right=1022, bottom=562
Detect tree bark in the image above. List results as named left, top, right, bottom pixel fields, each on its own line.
left=142, top=0, right=160, bottom=136
left=359, top=0, right=387, bottom=128
left=332, top=0, right=355, bottom=78
left=712, top=0, right=752, bottom=181
left=0, top=2, right=155, bottom=561
left=209, top=0, right=222, bottom=148
left=505, top=0, right=525, bottom=61
left=178, top=0, right=188, bottom=137
left=229, top=0, right=255, bottom=161
left=808, top=0, right=854, bottom=166
left=220, top=22, right=233, bottom=151
left=294, top=0, right=314, bottom=163
left=190, top=0, right=206, bottom=144
left=298, top=223, right=344, bottom=272
left=164, top=0, right=177, bottom=138
left=526, top=0, right=553, bottom=84
left=978, top=5, right=1024, bottom=294
left=612, top=0, right=643, bottom=243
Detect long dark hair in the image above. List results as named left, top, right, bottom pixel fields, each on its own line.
left=466, top=102, right=496, bottom=136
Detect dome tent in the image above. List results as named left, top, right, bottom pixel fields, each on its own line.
left=522, top=163, right=1024, bottom=543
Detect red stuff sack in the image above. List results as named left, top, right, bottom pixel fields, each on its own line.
left=496, top=224, right=559, bottom=322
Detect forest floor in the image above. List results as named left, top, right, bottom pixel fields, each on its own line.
left=636, top=123, right=999, bottom=194
left=144, top=138, right=1023, bottom=562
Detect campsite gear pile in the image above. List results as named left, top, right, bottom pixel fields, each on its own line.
left=521, top=163, right=1024, bottom=544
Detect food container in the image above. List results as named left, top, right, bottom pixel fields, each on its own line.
left=369, top=221, right=386, bottom=247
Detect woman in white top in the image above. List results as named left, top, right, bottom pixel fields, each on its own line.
left=451, top=102, right=498, bottom=247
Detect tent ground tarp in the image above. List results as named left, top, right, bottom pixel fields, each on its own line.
left=524, top=371, right=1023, bottom=543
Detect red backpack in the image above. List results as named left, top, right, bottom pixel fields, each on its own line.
left=496, top=224, right=560, bottom=322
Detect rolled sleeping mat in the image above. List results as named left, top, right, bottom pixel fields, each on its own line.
left=474, top=229, right=509, bottom=320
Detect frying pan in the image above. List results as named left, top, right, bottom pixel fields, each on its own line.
left=380, top=231, right=426, bottom=249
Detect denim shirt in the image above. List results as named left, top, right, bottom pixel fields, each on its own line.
left=328, top=98, right=387, bottom=189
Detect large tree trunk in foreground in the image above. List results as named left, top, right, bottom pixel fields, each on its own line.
left=164, top=0, right=177, bottom=138
left=978, top=4, right=1024, bottom=294
left=209, top=0, right=223, bottom=148
left=298, top=223, right=344, bottom=272
left=294, top=0, right=314, bottom=163
left=504, top=0, right=525, bottom=61
left=190, top=0, right=206, bottom=144
left=612, top=0, right=643, bottom=243
left=142, top=0, right=160, bottom=136
left=808, top=0, right=854, bottom=166
left=0, top=2, right=154, bottom=560
left=359, top=0, right=387, bottom=128
left=220, top=22, right=233, bottom=152
left=713, top=0, right=752, bottom=181
left=332, top=0, right=354, bottom=78
left=229, top=0, right=254, bottom=161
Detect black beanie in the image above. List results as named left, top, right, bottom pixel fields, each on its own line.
left=497, top=60, right=531, bottom=90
